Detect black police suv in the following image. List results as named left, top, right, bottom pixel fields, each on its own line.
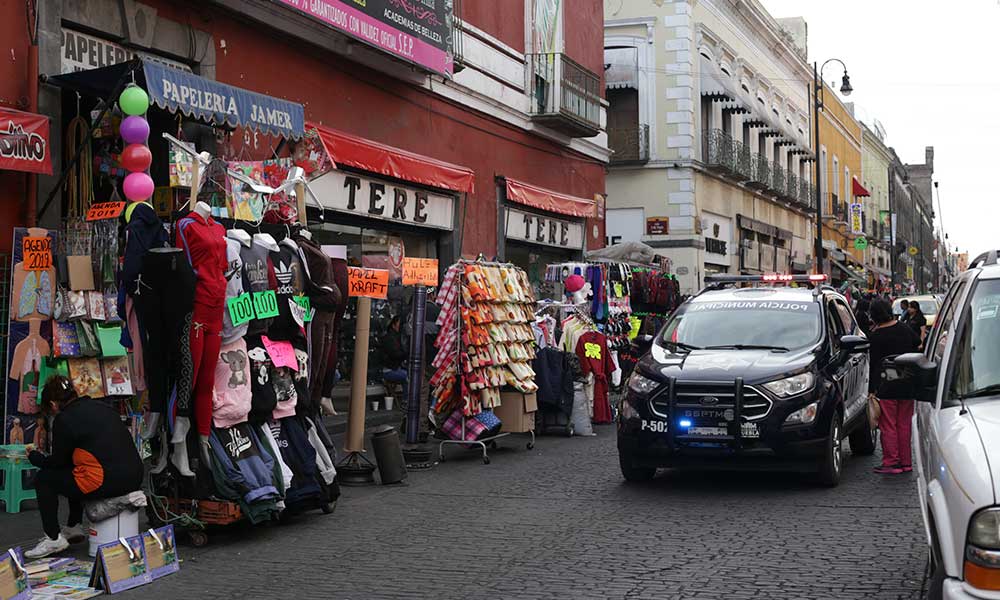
left=618, top=275, right=875, bottom=486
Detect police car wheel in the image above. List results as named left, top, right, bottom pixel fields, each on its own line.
left=816, top=412, right=843, bottom=487
left=848, top=414, right=878, bottom=456
left=619, top=450, right=655, bottom=482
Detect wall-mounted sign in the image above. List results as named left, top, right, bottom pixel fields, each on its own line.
left=702, top=212, right=731, bottom=266
left=850, top=203, right=863, bottom=235
left=646, top=217, right=669, bottom=235
left=908, top=246, right=919, bottom=256
left=0, top=108, right=51, bottom=175
left=505, top=207, right=584, bottom=250
left=275, top=0, right=454, bottom=76
left=86, top=201, right=126, bottom=221
left=854, top=237, right=868, bottom=250
left=60, top=28, right=192, bottom=74
left=311, top=168, right=455, bottom=230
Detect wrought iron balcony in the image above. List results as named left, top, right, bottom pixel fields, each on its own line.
left=734, top=143, right=753, bottom=181
left=784, top=172, right=799, bottom=202
left=748, top=155, right=771, bottom=189
left=609, top=125, right=650, bottom=164
left=800, top=181, right=815, bottom=210
left=703, top=129, right=736, bottom=173
left=771, top=163, right=786, bottom=197
left=528, top=53, right=601, bottom=138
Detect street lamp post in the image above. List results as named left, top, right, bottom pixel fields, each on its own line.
left=812, top=59, right=853, bottom=275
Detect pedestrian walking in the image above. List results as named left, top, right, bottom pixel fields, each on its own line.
left=855, top=297, right=873, bottom=336
left=866, top=300, right=921, bottom=474
left=905, top=301, right=928, bottom=345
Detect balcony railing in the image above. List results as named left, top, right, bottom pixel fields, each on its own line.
left=771, top=163, right=786, bottom=197
left=703, top=129, right=736, bottom=173
left=609, top=125, right=650, bottom=164
left=701, top=129, right=816, bottom=208
left=785, top=172, right=799, bottom=202
left=528, top=52, right=601, bottom=138
left=800, top=182, right=816, bottom=210
left=750, top=155, right=771, bottom=189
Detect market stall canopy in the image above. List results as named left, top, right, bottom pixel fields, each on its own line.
left=46, top=58, right=305, bottom=139
left=504, top=177, right=594, bottom=218
left=852, top=177, right=871, bottom=198
left=0, top=107, right=52, bottom=175
left=308, top=122, right=475, bottom=194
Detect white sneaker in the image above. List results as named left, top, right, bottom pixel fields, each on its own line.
left=61, top=524, right=86, bottom=544
left=24, top=534, right=69, bottom=558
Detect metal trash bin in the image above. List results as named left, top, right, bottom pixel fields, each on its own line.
left=370, top=425, right=408, bottom=484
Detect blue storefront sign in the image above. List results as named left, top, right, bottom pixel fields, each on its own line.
left=143, top=61, right=305, bottom=139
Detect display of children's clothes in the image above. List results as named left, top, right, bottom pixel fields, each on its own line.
left=575, top=330, right=613, bottom=424
left=294, top=233, right=342, bottom=408
left=242, top=234, right=279, bottom=337
left=176, top=210, right=228, bottom=436
left=269, top=238, right=306, bottom=341
left=206, top=423, right=281, bottom=524
left=246, top=334, right=278, bottom=423
left=213, top=337, right=252, bottom=428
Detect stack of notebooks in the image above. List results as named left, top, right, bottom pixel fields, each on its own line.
left=22, top=558, right=102, bottom=599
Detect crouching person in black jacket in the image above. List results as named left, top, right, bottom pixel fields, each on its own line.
left=24, top=376, right=143, bottom=558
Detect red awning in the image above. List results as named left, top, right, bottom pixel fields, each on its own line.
left=504, top=178, right=595, bottom=218
left=852, top=177, right=871, bottom=197
left=307, top=122, right=475, bottom=193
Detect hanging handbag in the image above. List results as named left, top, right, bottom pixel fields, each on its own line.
left=867, top=393, right=882, bottom=429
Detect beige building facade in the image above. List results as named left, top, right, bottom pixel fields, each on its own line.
left=860, top=121, right=893, bottom=288
left=604, top=0, right=816, bottom=293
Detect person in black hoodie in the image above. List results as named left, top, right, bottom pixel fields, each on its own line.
left=867, top=300, right=920, bottom=475
left=24, top=376, right=144, bottom=558
left=380, top=316, right=407, bottom=383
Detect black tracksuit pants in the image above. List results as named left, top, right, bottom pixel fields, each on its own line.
left=134, top=249, right=196, bottom=415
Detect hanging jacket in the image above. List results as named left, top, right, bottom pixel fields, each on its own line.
left=118, top=202, right=167, bottom=320
left=271, top=416, right=321, bottom=506
left=241, top=241, right=278, bottom=337
left=175, top=212, right=227, bottom=308
left=213, top=338, right=252, bottom=428
left=221, top=238, right=248, bottom=343
left=533, top=347, right=574, bottom=416
left=245, top=334, right=278, bottom=423
left=207, top=423, right=279, bottom=507
left=294, top=235, right=342, bottom=312
left=268, top=241, right=305, bottom=341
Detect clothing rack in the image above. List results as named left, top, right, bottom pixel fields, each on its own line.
left=437, top=258, right=535, bottom=465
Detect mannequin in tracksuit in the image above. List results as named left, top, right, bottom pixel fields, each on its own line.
left=175, top=201, right=228, bottom=474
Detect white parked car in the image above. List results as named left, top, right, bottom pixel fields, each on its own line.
left=890, top=250, right=1000, bottom=599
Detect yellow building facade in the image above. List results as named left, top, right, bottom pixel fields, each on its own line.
left=815, top=81, right=865, bottom=284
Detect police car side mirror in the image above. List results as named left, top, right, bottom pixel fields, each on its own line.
left=633, top=335, right=655, bottom=353
left=889, top=353, right=938, bottom=403
left=839, top=334, right=869, bottom=354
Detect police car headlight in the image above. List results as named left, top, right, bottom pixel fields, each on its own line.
left=628, top=372, right=660, bottom=396
left=763, top=373, right=815, bottom=397
left=784, top=401, right=819, bottom=425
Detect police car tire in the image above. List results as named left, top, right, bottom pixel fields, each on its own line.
left=848, top=415, right=877, bottom=456
left=816, top=412, right=843, bottom=487
left=619, top=451, right=655, bottom=482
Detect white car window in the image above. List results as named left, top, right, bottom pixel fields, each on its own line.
left=931, top=281, right=967, bottom=365
left=947, top=279, right=1000, bottom=402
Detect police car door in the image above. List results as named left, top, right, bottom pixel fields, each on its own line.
left=830, top=298, right=869, bottom=423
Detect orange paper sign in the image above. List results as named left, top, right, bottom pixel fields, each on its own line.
left=22, top=236, right=52, bottom=271
left=347, top=267, right=389, bottom=299
left=86, top=201, right=127, bottom=221
left=402, top=257, right=439, bottom=286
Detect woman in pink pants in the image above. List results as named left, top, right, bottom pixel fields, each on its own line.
left=866, top=300, right=921, bottom=474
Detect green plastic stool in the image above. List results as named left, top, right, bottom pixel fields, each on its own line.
left=0, top=445, right=37, bottom=513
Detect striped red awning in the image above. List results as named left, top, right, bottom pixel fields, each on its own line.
left=307, top=122, right=475, bottom=193
left=504, top=178, right=595, bottom=218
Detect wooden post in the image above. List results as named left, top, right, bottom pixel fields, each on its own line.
left=345, top=296, right=371, bottom=453
left=295, top=180, right=307, bottom=226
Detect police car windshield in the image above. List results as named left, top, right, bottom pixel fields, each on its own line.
left=660, top=298, right=822, bottom=351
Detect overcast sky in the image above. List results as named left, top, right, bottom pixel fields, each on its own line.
left=762, top=0, right=995, bottom=260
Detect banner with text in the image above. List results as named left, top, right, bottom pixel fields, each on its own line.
left=275, top=0, right=453, bottom=76
left=850, top=203, right=863, bottom=235
left=310, top=168, right=455, bottom=230
left=0, top=108, right=51, bottom=175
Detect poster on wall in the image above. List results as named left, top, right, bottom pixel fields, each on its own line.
left=850, top=203, right=863, bottom=235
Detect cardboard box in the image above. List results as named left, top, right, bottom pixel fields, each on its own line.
left=496, top=391, right=537, bottom=433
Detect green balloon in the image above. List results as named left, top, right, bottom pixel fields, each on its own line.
left=119, top=85, right=149, bottom=116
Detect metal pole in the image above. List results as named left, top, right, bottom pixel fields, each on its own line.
left=404, top=285, right=426, bottom=445
left=812, top=62, right=824, bottom=274
left=888, top=170, right=896, bottom=291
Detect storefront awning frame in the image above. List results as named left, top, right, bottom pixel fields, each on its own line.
left=308, top=122, right=475, bottom=194
left=502, top=177, right=595, bottom=219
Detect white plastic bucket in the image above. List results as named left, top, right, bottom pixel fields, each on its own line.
left=384, top=397, right=394, bottom=411
left=88, top=509, right=139, bottom=557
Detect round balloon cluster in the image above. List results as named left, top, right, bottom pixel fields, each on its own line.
left=118, top=84, right=154, bottom=202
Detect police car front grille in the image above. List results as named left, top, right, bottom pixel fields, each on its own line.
left=649, top=383, right=772, bottom=421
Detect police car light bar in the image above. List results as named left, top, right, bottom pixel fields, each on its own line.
left=704, top=274, right=828, bottom=284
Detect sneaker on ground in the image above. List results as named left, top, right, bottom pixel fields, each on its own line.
left=62, top=524, right=86, bottom=544
left=24, top=534, right=69, bottom=558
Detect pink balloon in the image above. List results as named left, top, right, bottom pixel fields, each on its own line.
left=123, top=172, right=154, bottom=201
left=121, top=144, right=152, bottom=173
left=119, top=116, right=149, bottom=144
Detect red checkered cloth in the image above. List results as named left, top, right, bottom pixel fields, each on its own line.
left=436, top=264, right=461, bottom=316
left=441, top=407, right=487, bottom=442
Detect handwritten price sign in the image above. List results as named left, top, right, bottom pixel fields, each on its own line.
left=22, top=236, right=52, bottom=271
left=227, top=293, right=255, bottom=326
left=252, top=290, right=280, bottom=319
left=347, top=267, right=389, bottom=299
left=86, top=201, right=126, bottom=221
left=402, top=257, right=438, bottom=286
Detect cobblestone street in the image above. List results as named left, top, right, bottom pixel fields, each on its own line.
left=87, top=426, right=930, bottom=600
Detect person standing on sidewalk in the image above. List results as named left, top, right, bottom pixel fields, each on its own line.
left=867, top=300, right=921, bottom=474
